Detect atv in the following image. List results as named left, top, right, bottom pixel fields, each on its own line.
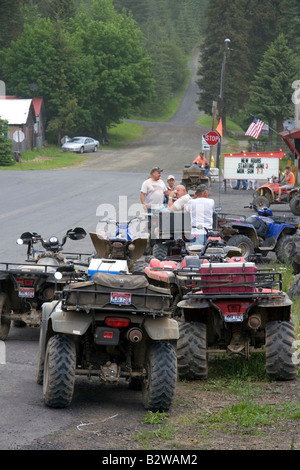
left=181, top=163, right=210, bottom=191
left=0, top=227, right=88, bottom=340
left=176, top=256, right=297, bottom=381
left=148, top=210, right=193, bottom=261
left=37, top=266, right=178, bottom=411
left=216, top=207, right=299, bottom=261
left=252, top=177, right=300, bottom=215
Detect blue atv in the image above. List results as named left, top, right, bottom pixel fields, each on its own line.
left=217, top=207, right=299, bottom=261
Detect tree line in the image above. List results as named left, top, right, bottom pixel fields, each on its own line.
left=197, top=0, right=300, bottom=137
left=0, top=0, right=205, bottom=145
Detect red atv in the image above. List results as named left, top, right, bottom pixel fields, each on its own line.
left=144, top=235, right=297, bottom=382
left=252, top=177, right=300, bottom=215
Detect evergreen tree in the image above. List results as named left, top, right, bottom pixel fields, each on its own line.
left=0, top=119, right=14, bottom=166
left=246, top=34, right=299, bottom=143
left=197, top=0, right=251, bottom=131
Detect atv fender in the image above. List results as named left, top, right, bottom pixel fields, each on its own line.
left=144, top=317, right=179, bottom=340
left=230, top=223, right=259, bottom=247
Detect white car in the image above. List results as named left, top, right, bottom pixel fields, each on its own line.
left=62, top=136, right=99, bottom=153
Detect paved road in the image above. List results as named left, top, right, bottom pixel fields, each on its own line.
left=0, top=49, right=296, bottom=450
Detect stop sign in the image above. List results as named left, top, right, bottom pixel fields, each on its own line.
left=204, top=131, right=220, bottom=146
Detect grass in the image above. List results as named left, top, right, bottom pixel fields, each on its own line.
left=0, top=145, right=85, bottom=170
left=133, top=262, right=300, bottom=450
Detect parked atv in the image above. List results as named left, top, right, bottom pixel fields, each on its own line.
left=216, top=207, right=299, bottom=260
left=148, top=210, right=193, bottom=260
left=252, top=177, right=300, bottom=215
left=37, top=269, right=178, bottom=411
left=181, top=163, right=210, bottom=191
left=144, top=231, right=242, bottom=318
left=90, top=217, right=148, bottom=272
left=176, top=256, right=297, bottom=381
left=0, top=227, right=88, bottom=340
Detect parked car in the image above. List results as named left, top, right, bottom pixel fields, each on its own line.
left=62, top=136, right=99, bottom=153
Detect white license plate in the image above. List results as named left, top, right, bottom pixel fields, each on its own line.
left=110, top=292, right=131, bottom=305
left=18, top=287, right=35, bottom=298
left=224, top=314, right=243, bottom=322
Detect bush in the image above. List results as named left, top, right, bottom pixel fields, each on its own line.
left=0, top=119, right=14, bottom=166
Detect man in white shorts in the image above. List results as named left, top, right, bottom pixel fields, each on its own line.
left=140, top=167, right=168, bottom=210
left=186, top=184, right=215, bottom=245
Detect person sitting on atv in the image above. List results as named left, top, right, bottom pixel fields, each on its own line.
left=193, top=152, right=209, bottom=176
left=276, top=165, right=295, bottom=201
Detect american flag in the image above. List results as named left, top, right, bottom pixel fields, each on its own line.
left=245, top=117, right=265, bottom=139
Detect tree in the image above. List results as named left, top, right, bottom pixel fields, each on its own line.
left=0, top=119, right=14, bottom=166
left=197, top=0, right=251, bottom=132
left=246, top=34, right=299, bottom=144
left=71, top=0, right=155, bottom=134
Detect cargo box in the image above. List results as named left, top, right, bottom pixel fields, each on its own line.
left=88, top=258, right=129, bottom=277
left=199, top=260, right=257, bottom=294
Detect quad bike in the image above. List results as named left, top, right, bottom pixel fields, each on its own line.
left=181, top=163, right=210, bottom=191
left=89, top=217, right=149, bottom=273
left=144, top=239, right=297, bottom=382
left=144, top=231, right=243, bottom=318
left=216, top=207, right=299, bottom=261
left=252, top=176, right=300, bottom=215
left=37, top=254, right=178, bottom=411
left=148, top=210, right=194, bottom=261
left=0, top=227, right=88, bottom=340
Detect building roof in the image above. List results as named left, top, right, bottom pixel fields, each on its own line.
left=0, top=99, right=33, bottom=124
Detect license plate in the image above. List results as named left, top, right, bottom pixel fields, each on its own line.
left=18, top=287, right=35, bottom=298
left=110, top=292, right=131, bottom=305
left=224, top=314, right=243, bottom=322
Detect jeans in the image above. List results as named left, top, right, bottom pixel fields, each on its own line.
left=235, top=180, right=248, bottom=189
left=190, top=233, right=206, bottom=245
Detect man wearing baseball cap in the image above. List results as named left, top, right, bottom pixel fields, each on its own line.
left=141, top=167, right=168, bottom=210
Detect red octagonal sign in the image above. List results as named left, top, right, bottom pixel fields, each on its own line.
left=205, top=131, right=220, bottom=146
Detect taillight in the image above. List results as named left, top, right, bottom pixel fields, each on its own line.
left=228, top=304, right=241, bottom=313
left=105, top=317, right=130, bottom=328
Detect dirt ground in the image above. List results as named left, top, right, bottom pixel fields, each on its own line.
left=23, top=376, right=300, bottom=451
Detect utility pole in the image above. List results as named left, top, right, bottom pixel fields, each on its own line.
left=217, top=38, right=230, bottom=168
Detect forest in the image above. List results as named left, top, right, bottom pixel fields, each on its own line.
left=0, top=0, right=299, bottom=143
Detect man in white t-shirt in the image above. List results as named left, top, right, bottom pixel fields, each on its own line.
left=168, top=185, right=191, bottom=211
left=140, top=167, right=168, bottom=210
left=186, top=184, right=215, bottom=245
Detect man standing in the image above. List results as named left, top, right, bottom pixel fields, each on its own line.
left=186, top=184, right=215, bottom=245
left=141, top=167, right=168, bottom=210
left=168, top=185, right=191, bottom=211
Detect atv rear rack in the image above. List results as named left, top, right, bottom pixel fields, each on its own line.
left=60, top=286, right=172, bottom=317
left=175, top=267, right=283, bottom=297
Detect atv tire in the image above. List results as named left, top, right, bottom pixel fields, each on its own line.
left=288, top=274, right=300, bottom=298
left=289, top=195, right=300, bottom=216
left=142, top=341, right=177, bottom=412
left=265, top=321, right=297, bottom=381
left=275, top=234, right=294, bottom=263
left=152, top=243, right=168, bottom=260
left=177, top=322, right=208, bottom=380
left=226, top=234, right=254, bottom=259
left=0, top=293, right=11, bottom=341
left=253, top=195, right=270, bottom=209
left=43, top=334, right=76, bottom=408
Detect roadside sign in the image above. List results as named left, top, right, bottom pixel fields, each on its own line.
left=223, top=151, right=285, bottom=180
left=13, top=130, right=25, bottom=143
left=202, top=134, right=210, bottom=151
left=205, top=131, right=220, bottom=146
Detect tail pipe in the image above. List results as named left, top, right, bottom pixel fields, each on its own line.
left=126, top=328, right=143, bottom=343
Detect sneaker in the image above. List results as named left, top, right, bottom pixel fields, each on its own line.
left=233, top=187, right=239, bottom=190
left=241, top=187, right=247, bottom=190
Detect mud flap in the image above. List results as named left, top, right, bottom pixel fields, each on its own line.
left=144, top=317, right=179, bottom=340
